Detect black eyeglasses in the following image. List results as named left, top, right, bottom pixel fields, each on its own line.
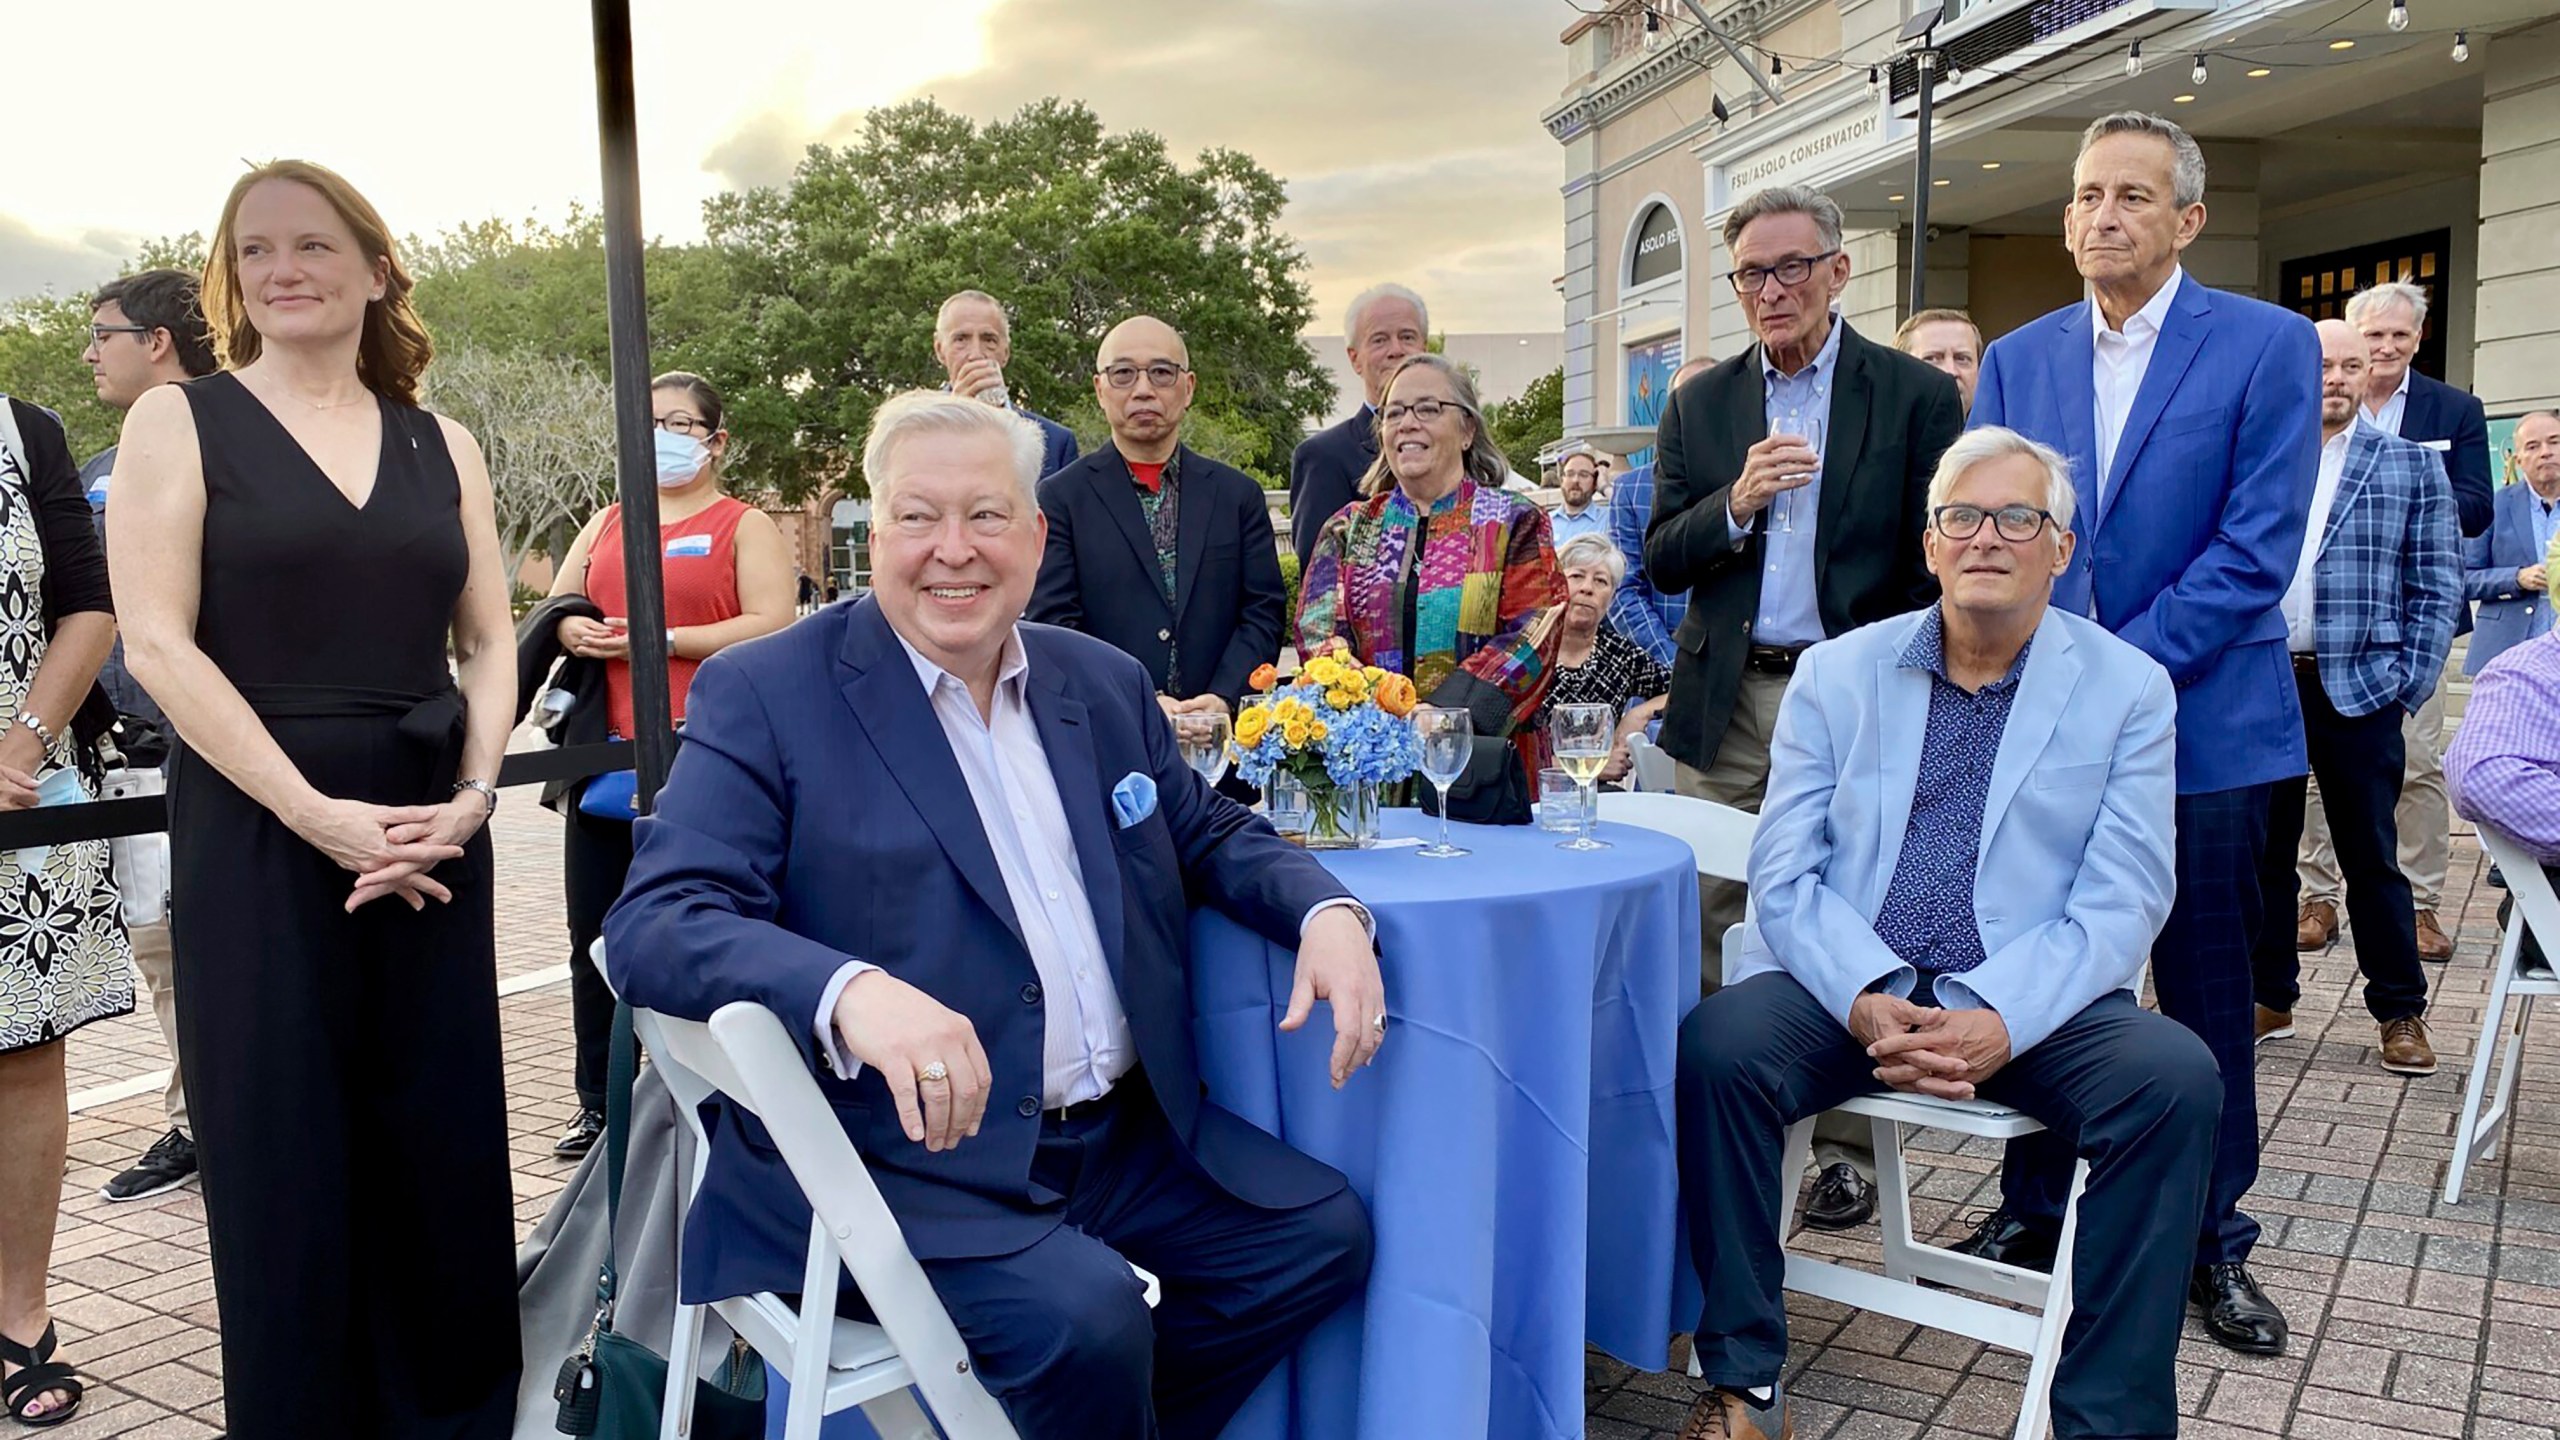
left=1380, top=399, right=1471, bottom=425
left=1932, top=503, right=2056, bottom=542
left=1725, top=250, right=1840, bottom=295
left=88, top=324, right=152, bottom=345
left=654, top=414, right=713, bottom=437
left=1098, top=362, right=1188, bottom=390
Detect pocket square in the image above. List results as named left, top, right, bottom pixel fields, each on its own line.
left=1111, top=772, right=1158, bottom=829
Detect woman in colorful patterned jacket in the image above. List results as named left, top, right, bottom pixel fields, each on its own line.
left=1296, top=353, right=1565, bottom=808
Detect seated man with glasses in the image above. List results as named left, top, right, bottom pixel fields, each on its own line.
left=1670, top=427, right=2217, bottom=1440
left=1030, top=315, right=1286, bottom=737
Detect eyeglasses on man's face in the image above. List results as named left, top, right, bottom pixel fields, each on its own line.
left=1932, top=503, right=2056, bottom=543
left=88, top=324, right=153, bottom=346
left=654, top=414, right=713, bottom=437
left=1098, top=362, right=1188, bottom=390
left=1381, top=398, right=1469, bottom=425
left=1725, top=250, right=1840, bottom=296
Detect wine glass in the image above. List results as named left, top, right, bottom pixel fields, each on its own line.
left=1412, top=706, right=1474, bottom=858
left=1551, top=703, right=1615, bottom=852
left=1770, top=414, right=1825, bottom=535
left=1176, top=709, right=1232, bottom=788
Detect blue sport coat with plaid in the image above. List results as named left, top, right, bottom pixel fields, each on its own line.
left=2303, top=422, right=2460, bottom=718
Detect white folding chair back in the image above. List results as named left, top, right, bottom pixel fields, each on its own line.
left=635, top=998, right=1019, bottom=1440
left=1627, top=736, right=1678, bottom=793
left=2445, top=828, right=2560, bottom=1203
left=1595, top=790, right=1756, bottom=883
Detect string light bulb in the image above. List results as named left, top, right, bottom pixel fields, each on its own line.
left=2452, top=29, right=2470, bottom=61
left=2387, top=0, right=2409, bottom=31
left=1771, top=52, right=1784, bottom=76
left=1868, top=64, right=1881, bottom=88
left=2125, top=40, right=2144, bottom=77
left=2192, top=54, right=2208, bottom=84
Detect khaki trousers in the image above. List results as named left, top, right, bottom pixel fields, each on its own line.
left=132, top=919, right=187, bottom=1135
left=2299, top=679, right=2450, bottom=914
left=1676, top=668, right=1874, bottom=1181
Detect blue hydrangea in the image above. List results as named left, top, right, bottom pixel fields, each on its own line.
left=1232, top=679, right=1420, bottom=790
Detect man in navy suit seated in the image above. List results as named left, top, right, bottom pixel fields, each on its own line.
left=605, top=390, right=1384, bottom=1439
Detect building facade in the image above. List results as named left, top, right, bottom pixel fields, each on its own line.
left=1546, top=0, right=2560, bottom=443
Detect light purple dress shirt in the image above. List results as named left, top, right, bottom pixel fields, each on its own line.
left=2446, top=630, right=2560, bottom=863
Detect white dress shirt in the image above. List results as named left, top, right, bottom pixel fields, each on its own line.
left=1723, top=310, right=1845, bottom=649
left=2363, top=369, right=2411, bottom=437
left=814, top=626, right=1370, bottom=1108
left=2090, top=266, right=2185, bottom=509
left=2282, top=424, right=2357, bottom=653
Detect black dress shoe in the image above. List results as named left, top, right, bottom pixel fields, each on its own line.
left=1948, top=1206, right=2058, bottom=1272
left=1801, top=1163, right=1877, bottom=1231
left=2189, top=1262, right=2288, bottom=1355
left=554, top=1107, right=606, bottom=1159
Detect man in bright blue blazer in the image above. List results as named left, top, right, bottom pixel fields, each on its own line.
left=605, top=391, right=1386, bottom=1440
left=1673, top=427, right=2218, bottom=1440
left=2463, top=411, right=2560, bottom=675
left=1962, top=110, right=2318, bottom=1355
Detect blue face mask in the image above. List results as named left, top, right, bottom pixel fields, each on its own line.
left=654, top=429, right=710, bottom=488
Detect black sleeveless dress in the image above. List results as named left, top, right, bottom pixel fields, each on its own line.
left=168, top=372, right=518, bottom=1439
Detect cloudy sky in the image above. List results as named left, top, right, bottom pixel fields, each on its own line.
left=7, top=0, right=1569, bottom=332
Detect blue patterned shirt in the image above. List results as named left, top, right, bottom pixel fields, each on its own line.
left=1871, top=608, right=2032, bottom=976
left=1605, top=459, right=1687, bottom=667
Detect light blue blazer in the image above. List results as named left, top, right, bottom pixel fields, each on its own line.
left=1726, top=605, right=2179, bottom=1057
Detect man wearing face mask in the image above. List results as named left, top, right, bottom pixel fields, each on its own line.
left=535, top=371, right=798, bottom=1156
left=1031, top=317, right=1285, bottom=735
left=937, top=289, right=1078, bottom=479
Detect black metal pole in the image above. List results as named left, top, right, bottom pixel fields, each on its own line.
left=591, top=0, right=674, bottom=812
left=1909, top=48, right=1936, bottom=316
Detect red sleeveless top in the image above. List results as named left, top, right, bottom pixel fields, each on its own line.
left=584, top=496, right=750, bottom=737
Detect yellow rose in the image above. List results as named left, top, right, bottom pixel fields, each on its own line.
left=1363, top=666, right=1388, bottom=687
left=1326, top=688, right=1358, bottom=711
left=1310, top=720, right=1329, bottom=741
left=1235, top=707, right=1270, bottom=745
left=1304, top=657, right=1341, bottom=688
left=1282, top=720, right=1311, bottom=747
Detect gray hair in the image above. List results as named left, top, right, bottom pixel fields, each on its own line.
left=934, top=289, right=1011, bottom=340
left=1356, top=353, right=1510, bottom=497
left=1556, top=533, right=1628, bottom=589
left=861, top=389, right=1043, bottom=509
left=1344, top=282, right=1429, bottom=347
left=2345, top=281, right=2430, bottom=330
left=1721, top=185, right=1844, bottom=253
left=2078, top=112, right=2208, bottom=210
left=1926, top=426, right=2077, bottom=535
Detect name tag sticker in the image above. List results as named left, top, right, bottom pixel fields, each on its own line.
left=2422, top=438, right=2452, bottom=451
left=666, top=534, right=713, bottom=558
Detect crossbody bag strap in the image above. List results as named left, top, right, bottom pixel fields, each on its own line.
left=594, top=998, right=641, bottom=1326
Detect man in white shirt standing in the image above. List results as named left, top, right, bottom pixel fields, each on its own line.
left=2250, top=320, right=2459, bottom=1077
left=1548, top=445, right=1609, bottom=547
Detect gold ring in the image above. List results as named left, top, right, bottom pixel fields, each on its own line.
left=919, top=1061, right=950, bottom=1083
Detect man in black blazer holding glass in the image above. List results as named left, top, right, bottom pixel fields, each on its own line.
left=1032, top=316, right=1286, bottom=723
left=1642, top=184, right=1962, bottom=1230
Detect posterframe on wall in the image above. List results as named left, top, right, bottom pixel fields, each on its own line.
left=1625, top=335, right=1684, bottom=469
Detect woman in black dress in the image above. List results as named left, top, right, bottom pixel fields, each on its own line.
left=110, top=161, right=518, bottom=1438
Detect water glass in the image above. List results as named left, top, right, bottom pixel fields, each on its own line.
left=1176, top=709, right=1232, bottom=788
left=1412, top=706, right=1473, bottom=858
left=1771, top=415, right=1825, bottom=535
left=1536, top=769, right=1591, bottom=833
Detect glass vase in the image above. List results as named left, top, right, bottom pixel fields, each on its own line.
left=1269, top=774, right=1378, bottom=850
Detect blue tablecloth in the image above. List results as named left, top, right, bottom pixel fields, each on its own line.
left=1200, top=808, right=1701, bottom=1440
left=780, top=808, right=1699, bottom=1440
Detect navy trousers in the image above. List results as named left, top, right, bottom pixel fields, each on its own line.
left=2251, top=667, right=2427, bottom=1021
left=880, top=1079, right=1371, bottom=1440
left=2003, top=783, right=2272, bottom=1265
left=1679, top=975, right=2219, bottom=1439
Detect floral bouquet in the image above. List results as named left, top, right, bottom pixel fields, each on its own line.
left=1233, top=641, right=1423, bottom=847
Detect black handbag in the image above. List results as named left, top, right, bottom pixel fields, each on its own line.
left=553, top=1004, right=767, bottom=1438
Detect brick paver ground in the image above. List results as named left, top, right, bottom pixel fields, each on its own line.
left=28, top=797, right=2560, bottom=1437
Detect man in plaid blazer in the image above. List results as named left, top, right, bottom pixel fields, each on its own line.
left=2250, top=318, right=2460, bottom=1075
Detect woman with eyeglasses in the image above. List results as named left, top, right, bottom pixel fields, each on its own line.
left=1297, top=353, right=1565, bottom=817
left=538, top=371, right=795, bottom=1156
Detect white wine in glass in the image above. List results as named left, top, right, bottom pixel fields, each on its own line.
left=1550, top=702, right=1614, bottom=851
left=1412, top=706, right=1473, bottom=858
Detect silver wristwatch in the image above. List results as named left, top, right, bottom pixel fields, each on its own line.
left=15, top=711, right=53, bottom=751
left=452, top=778, right=499, bottom=816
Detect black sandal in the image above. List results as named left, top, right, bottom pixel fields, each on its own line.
left=0, top=1322, right=82, bottom=1428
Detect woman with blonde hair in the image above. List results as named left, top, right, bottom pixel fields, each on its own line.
left=111, top=160, right=518, bottom=1437
left=1296, top=353, right=1564, bottom=812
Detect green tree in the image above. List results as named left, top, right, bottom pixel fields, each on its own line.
left=420, top=344, right=622, bottom=586
left=701, top=98, right=1333, bottom=501
left=407, top=210, right=737, bottom=389
left=1484, top=366, right=1563, bottom=480
left=0, top=293, right=116, bottom=461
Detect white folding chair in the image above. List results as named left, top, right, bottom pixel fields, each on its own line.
left=1627, top=735, right=1678, bottom=794
left=2444, top=827, right=2560, bottom=1204
left=635, top=999, right=1018, bottom=1440
left=1594, top=789, right=1755, bottom=883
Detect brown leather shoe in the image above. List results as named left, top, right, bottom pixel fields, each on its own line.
left=1680, top=1388, right=1794, bottom=1440
left=2380, top=1016, right=2438, bottom=1076
left=2296, top=900, right=2339, bottom=950
left=2254, top=1005, right=2295, bottom=1046
left=2415, top=909, right=2455, bottom=962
